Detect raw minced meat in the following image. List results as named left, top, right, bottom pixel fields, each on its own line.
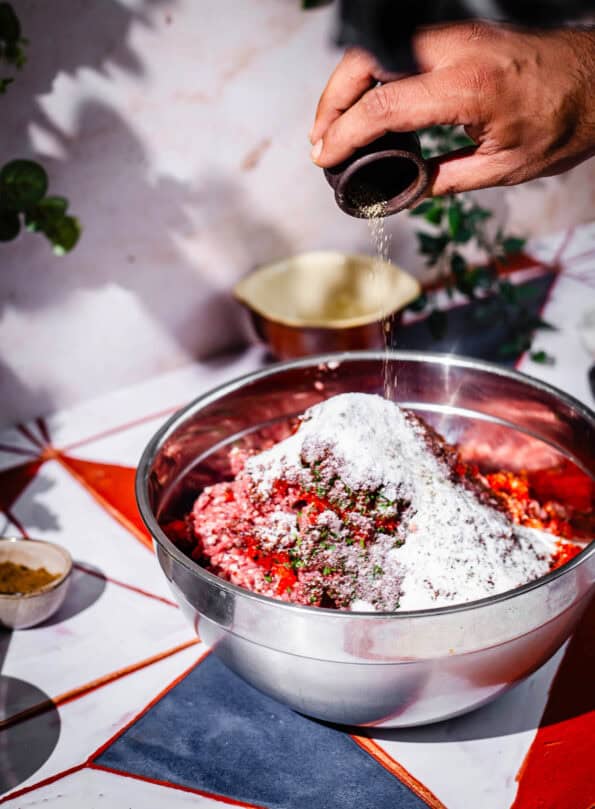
left=171, top=394, right=586, bottom=612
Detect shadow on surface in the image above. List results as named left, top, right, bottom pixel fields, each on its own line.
left=1, top=0, right=296, bottom=426
left=357, top=595, right=595, bottom=744
left=8, top=470, right=60, bottom=535
left=40, top=561, right=107, bottom=627
left=0, top=633, right=60, bottom=795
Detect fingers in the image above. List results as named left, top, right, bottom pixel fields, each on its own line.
left=310, top=49, right=381, bottom=146
left=310, top=23, right=480, bottom=146
left=428, top=149, right=517, bottom=195
left=312, top=68, right=468, bottom=168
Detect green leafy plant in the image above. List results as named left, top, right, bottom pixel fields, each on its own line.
left=0, top=2, right=80, bottom=254
left=408, top=126, right=554, bottom=362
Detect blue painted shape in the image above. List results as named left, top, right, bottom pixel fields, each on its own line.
left=97, top=654, right=428, bottom=809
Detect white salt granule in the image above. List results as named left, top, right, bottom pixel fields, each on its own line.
left=245, top=393, right=554, bottom=611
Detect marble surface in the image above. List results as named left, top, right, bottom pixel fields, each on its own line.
left=0, top=225, right=593, bottom=808
left=1, top=1, right=595, bottom=425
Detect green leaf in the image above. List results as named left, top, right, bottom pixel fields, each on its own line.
left=468, top=206, right=492, bottom=225
left=450, top=252, right=467, bottom=279
left=427, top=309, right=448, bottom=340
left=416, top=232, right=449, bottom=265
left=407, top=292, right=428, bottom=313
left=512, top=284, right=539, bottom=302
left=25, top=195, right=69, bottom=231
left=47, top=215, right=81, bottom=255
left=530, top=350, right=555, bottom=365
left=453, top=222, right=474, bottom=244
left=498, top=280, right=518, bottom=305
left=411, top=198, right=444, bottom=225
left=424, top=200, right=444, bottom=225
left=409, top=199, right=436, bottom=218
left=447, top=201, right=462, bottom=239
left=474, top=266, right=495, bottom=289
left=502, top=236, right=526, bottom=255
left=0, top=76, right=13, bottom=93
left=450, top=133, right=475, bottom=149
left=0, top=209, right=19, bottom=240
left=498, top=334, right=532, bottom=358
left=456, top=269, right=481, bottom=298
left=0, top=160, right=48, bottom=210
left=3, top=38, right=26, bottom=68
left=0, top=2, right=21, bottom=44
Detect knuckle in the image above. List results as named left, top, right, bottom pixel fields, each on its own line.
left=466, top=21, right=493, bottom=42
left=362, top=85, right=395, bottom=121
left=347, top=46, right=374, bottom=69
left=464, top=62, right=503, bottom=96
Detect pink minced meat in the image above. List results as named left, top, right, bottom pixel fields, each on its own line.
left=180, top=394, right=579, bottom=611
left=190, top=459, right=374, bottom=608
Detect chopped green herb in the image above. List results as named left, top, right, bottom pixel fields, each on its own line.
left=377, top=495, right=396, bottom=511
left=322, top=566, right=332, bottom=576
left=263, top=573, right=272, bottom=583
left=530, top=349, right=555, bottom=365
left=372, top=565, right=384, bottom=578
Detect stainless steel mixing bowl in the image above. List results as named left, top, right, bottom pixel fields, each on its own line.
left=136, top=352, right=595, bottom=727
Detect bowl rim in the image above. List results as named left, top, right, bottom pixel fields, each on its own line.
left=233, top=250, right=421, bottom=330
left=330, top=148, right=430, bottom=218
left=136, top=350, right=595, bottom=620
left=0, top=536, right=72, bottom=600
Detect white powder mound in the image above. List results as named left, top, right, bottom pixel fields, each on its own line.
left=245, top=393, right=554, bottom=611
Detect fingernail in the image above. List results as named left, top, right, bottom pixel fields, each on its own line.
left=311, top=139, right=323, bottom=163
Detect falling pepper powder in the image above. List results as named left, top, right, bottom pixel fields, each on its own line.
left=0, top=561, right=59, bottom=595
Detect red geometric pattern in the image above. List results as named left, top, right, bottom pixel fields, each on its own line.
left=57, top=455, right=152, bottom=550
left=511, top=598, right=595, bottom=809
left=0, top=460, right=44, bottom=514
left=0, top=226, right=593, bottom=808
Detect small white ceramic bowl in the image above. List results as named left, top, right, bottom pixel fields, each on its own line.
left=0, top=537, right=72, bottom=629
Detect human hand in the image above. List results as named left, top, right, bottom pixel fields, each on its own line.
left=310, top=23, right=595, bottom=195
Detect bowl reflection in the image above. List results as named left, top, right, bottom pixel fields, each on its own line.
left=136, top=352, right=594, bottom=727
